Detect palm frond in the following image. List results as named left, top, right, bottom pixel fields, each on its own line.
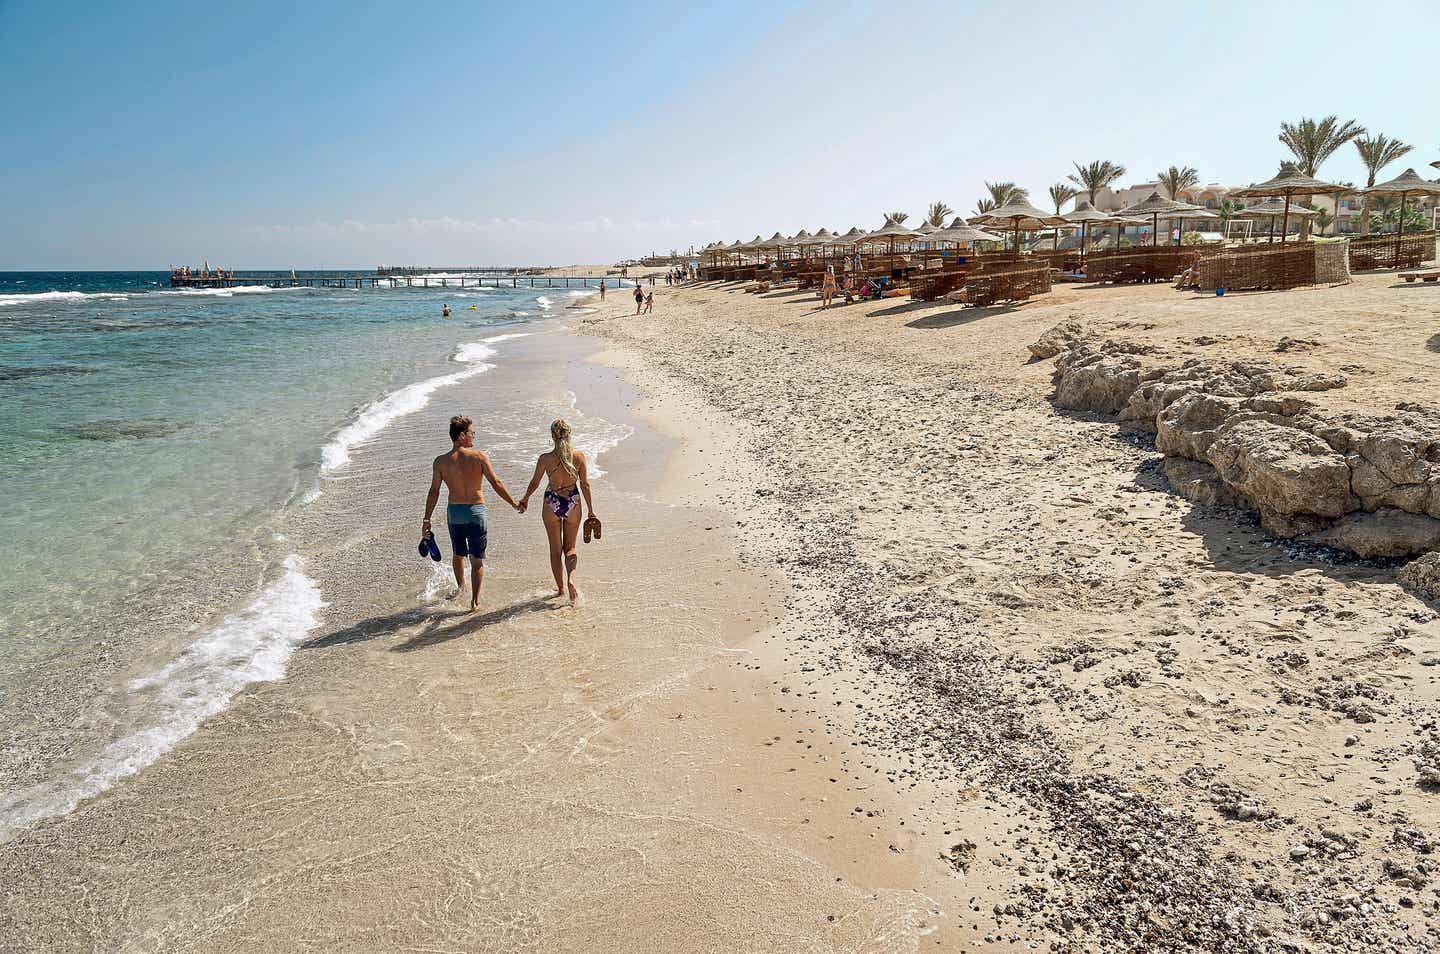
left=1278, top=116, right=1366, bottom=177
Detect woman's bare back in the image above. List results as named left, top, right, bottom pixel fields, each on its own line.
left=539, top=448, right=585, bottom=491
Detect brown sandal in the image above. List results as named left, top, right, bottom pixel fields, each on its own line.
left=583, top=515, right=602, bottom=543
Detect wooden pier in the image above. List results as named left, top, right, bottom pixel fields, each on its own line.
left=169, top=271, right=657, bottom=289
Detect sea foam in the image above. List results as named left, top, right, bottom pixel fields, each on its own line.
left=0, top=556, right=325, bottom=841
left=320, top=332, right=529, bottom=472
left=0, top=290, right=131, bottom=307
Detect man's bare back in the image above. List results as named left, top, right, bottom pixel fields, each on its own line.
left=433, top=446, right=494, bottom=504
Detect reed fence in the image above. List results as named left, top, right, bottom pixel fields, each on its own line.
left=1347, top=231, right=1437, bottom=271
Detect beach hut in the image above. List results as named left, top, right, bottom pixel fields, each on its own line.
left=1357, top=167, right=1440, bottom=263
left=969, top=200, right=1066, bottom=254
left=1233, top=199, right=1316, bottom=244
left=1232, top=174, right=1348, bottom=244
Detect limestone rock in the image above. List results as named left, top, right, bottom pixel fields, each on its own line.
left=1156, top=393, right=1243, bottom=461
left=1206, top=419, right=1353, bottom=523
left=1053, top=351, right=1148, bottom=416
left=1399, top=552, right=1440, bottom=603
left=1308, top=510, right=1440, bottom=559
left=1161, top=458, right=1251, bottom=511
left=1029, top=319, right=1089, bottom=361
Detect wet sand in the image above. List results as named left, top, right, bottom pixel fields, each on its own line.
left=0, top=327, right=962, bottom=951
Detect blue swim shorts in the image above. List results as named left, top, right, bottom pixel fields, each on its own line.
left=446, top=503, right=488, bottom=560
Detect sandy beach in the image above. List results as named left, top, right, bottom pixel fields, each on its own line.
left=3, top=270, right=1438, bottom=952
left=574, top=272, right=1440, bottom=951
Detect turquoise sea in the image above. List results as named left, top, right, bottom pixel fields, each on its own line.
left=0, top=272, right=614, bottom=835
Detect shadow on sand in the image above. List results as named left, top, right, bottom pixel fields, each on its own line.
left=299, top=595, right=559, bottom=653
left=905, top=303, right=1022, bottom=329
left=389, top=595, right=558, bottom=653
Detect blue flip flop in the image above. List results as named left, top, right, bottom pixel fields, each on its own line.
left=419, top=531, right=442, bottom=561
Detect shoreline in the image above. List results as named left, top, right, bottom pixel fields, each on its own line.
left=1, top=317, right=957, bottom=951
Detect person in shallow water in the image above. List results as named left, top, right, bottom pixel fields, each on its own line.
left=517, top=419, right=596, bottom=605
left=442, top=303, right=451, bottom=317
left=423, top=415, right=521, bottom=610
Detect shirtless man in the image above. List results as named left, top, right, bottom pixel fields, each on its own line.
left=422, top=415, right=521, bottom=610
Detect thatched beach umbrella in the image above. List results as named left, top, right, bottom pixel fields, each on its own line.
left=1115, top=191, right=1195, bottom=246
left=1358, top=168, right=1440, bottom=263
left=969, top=199, right=1066, bottom=254
left=1167, top=203, right=1219, bottom=246
left=1234, top=199, right=1316, bottom=244
left=1232, top=173, right=1347, bottom=245
left=927, top=216, right=1003, bottom=247
left=862, top=216, right=921, bottom=272
left=1062, top=200, right=1118, bottom=264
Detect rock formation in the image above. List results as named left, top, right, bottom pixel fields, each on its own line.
left=1042, top=328, right=1440, bottom=559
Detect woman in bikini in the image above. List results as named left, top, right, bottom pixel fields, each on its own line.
left=518, top=419, right=595, bottom=604
left=820, top=265, right=838, bottom=308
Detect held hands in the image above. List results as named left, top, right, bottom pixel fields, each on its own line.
left=515, top=497, right=527, bottom=515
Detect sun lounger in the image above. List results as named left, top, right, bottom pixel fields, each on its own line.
left=1399, top=269, right=1440, bottom=283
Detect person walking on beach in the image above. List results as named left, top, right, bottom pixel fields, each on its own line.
left=633, top=284, right=644, bottom=315
left=422, top=415, right=522, bottom=610
left=517, top=419, right=595, bottom=605
left=643, top=290, right=653, bottom=314
left=820, top=266, right=838, bottom=308
left=599, top=280, right=606, bottom=301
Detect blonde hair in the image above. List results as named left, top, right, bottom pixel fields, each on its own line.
left=551, top=419, right=578, bottom=478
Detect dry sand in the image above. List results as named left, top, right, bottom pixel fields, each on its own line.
left=574, top=271, right=1440, bottom=951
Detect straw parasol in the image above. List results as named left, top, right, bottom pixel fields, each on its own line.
left=927, top=216, right=1003, bottom=247
left=1232, top=173, right=1348, bottom=245
left=1357, top=168, right=1440, bottom=263
left=1166, top=203, right=1219, bottom=246
left=1234, top=199, right=1315, bottom=243
left=969, top=199, right=1066, bottom=254
left=861, top=216, right=920, bottom=272
left=1114, top=191, right=1195, bottom=246
left=1062, top=200, right=1118, bottom=263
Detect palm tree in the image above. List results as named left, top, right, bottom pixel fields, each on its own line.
left=1354, top=134, right=1412, bottom=235
left=984, top=181, right=1027, bottom=208
left=1279, top=116, right=1366, bottom=177
left=974, top=197, right=997, bottom=216
left=1275, top=117, right=1363, bottom=240
left=1047, top=184, right=1078, bottom=249
left=1068, top=160, right=1127, bottom=207
left=1310, top=206, right=1334, bottom=235
left=1048, top=183, right=1078, bottom=215
left=926, top=202, right=954, bottom=227
left=884, top=211, right=909, bottom=225
left=1157, top=165, right=1200, bottom=200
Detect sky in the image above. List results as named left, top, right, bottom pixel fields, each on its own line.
left=2, top=0, right=1438, bottom=269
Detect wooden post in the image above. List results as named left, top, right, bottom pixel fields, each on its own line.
left=1279, top=194, right=1291, bottom=245
left=1396, top=192, right=1407, bottom=267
